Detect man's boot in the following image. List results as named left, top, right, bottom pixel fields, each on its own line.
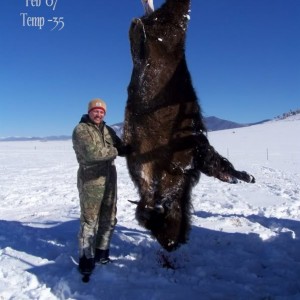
left=95, top=249, right=111, bottom=264
left=78, top=254, right=95, bottom=275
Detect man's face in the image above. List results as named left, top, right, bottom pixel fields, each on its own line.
left=89, top=108, right=105, bottom=125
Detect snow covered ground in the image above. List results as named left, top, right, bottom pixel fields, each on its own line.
left=0, top=115, right=299, bottom=300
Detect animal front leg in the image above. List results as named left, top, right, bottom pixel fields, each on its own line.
left=229, top=169, right=255, bottom=183
left=213, top=156, right=255, bottom=184
left=195, top=133, right=255, bottom=184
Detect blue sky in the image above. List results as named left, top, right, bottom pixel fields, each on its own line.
left=1, top=0, right=299, bottom=137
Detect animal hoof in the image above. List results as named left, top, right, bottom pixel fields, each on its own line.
left=249, top=175, right=255, bottom=183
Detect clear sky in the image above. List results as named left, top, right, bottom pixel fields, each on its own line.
left=1, top=0, right=299, bottom=137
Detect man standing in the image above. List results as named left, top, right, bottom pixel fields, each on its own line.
left=72, top=98, right=127, bottom=276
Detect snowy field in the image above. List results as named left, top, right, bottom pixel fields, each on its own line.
left=0, top=115, right=300, bottom=300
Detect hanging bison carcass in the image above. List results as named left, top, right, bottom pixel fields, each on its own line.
left=123, top=0, right=255, bottom=251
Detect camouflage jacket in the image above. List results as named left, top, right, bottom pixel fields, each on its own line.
left=72, top=115, right=127, bottom=180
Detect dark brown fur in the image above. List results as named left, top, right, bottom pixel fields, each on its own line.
left=123, top=0, right=254, bottom=251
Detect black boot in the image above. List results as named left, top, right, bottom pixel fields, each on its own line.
left=78, top=254, right=95, bottom=275
left=95, top=249, right=111, bottom=264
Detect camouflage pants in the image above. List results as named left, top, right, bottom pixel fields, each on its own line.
left=77, top=163, right=117, bottom=259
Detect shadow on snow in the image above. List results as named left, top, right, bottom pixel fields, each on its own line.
left=1, top=212, right=300, bottom=298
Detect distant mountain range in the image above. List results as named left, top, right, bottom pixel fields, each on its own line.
left=3, top=109, right=300, bottom=142
left=0, top=135, right=71, bottom=142
left=110, top=116, right=270, bottom=138
left=0, top=116, right=270, bottom=142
